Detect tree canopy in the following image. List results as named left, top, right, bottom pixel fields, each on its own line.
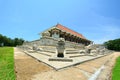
left=104, top=38, right=120, bottom=51
left=0, top=34, right=24, bottom=47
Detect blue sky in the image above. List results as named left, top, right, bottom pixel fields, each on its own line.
left=0, top=0, right=120, bottom=44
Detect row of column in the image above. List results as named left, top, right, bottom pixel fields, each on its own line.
left=49, top=29, right=91, bottom=46
left=60, top=33, right=90, bottom=45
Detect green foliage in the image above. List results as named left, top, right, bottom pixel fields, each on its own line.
left=112, top=57, right=120, bottom=80
left=104, top=38, right=120, bottom=51
left=0, top=34, right=24, bottom=47
left=0, top=47, right=16, bottom=80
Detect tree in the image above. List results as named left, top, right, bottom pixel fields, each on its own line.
left=14, top=38, right=24, bottom=46
left=0, top=34, right=25, bottom=47
left=104, top=38, right=120, bottom=51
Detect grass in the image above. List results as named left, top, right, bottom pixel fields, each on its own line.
left=0, top=47, right=15, bottom=80
left=112, top=56, right=120, bottom=80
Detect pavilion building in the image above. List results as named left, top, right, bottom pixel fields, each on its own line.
left=40, top=24, right=92, bottom=46
left=23, top=24, right=92, bottom=48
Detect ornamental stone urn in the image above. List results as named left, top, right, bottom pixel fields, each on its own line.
left=57, top=38, right=65, bottom=57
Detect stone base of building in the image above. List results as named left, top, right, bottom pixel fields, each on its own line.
left=23, top=37, right=86, bottom=49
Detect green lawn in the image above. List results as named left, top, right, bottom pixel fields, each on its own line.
left=112, top=56, right=120, bottom=80
left=0, top=47, right=15, bottom=80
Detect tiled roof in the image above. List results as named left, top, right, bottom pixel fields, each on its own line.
left=56, top=24, right=86, bottom=40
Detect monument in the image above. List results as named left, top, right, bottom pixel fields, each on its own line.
left=40, top=23, right=92, bottom=46
left=18, top=23, right=112, bottom=70
left=49, top=38, right=73, bottom=62
left=22, top=23, right=92, bottom=49
left=57, top=38, right=65, bottom=57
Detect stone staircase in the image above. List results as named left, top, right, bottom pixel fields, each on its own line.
left=65, top=48, right=86, bottom=58
left=19, top=44, right=110, bottom=59
left=37, top=46, right=56, bottom=57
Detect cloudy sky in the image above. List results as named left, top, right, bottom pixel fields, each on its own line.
left=0, top=0, right=120, bottom=44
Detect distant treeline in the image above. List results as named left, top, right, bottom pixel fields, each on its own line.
left=0, top=34, right=24, bottom=47
left=104, top=38, right=120, bottom=51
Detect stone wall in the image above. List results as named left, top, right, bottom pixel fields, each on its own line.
left=23, top=37, right=85, bottom=49
left=40, top=37, right=58, bottom=46
left=65, top=41, right=85, bottom=49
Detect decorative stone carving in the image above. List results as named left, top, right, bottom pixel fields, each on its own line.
left=57, top=38, right=65, bottom=57
left=99, top=48, right=105, bottom=55
left=32, top=44, right=37, bottom=50
left=51, top=28, right=60, bottom=34
left=86, top=49, right=91, bottom=54
left=79, top=50, right=86, bottom=54
left=42, top=31, right=50, bottom=38
left=90, top=50, right=97, bottom=56
left=49, top=38, right=73, bottom=62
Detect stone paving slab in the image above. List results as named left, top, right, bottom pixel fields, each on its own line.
left=23, top=50, right=108, bottom=70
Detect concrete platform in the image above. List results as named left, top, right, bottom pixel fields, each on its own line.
left=22, top=49, right=108, bottom=70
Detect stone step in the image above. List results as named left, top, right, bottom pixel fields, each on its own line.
left=41, top=50, right=56, bottom=53
left=65, top=49, right=80, bottom=54
left=68, top=54, right=85, bottom=58
left=65, top=49, right=79, bottom=51
left=66, top=51, right=80, bottom=54
left=37, top=51, right=54, bottom=57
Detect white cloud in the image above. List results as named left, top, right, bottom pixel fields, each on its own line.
left=93, top=25, right=120, bottom=44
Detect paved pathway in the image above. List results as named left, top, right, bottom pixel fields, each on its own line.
left=14, top=47, right=120, bottom=80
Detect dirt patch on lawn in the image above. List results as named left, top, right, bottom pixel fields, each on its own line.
left=14, top=48, right=52, bottom=80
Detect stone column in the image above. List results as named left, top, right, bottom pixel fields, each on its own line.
left=73, top=36, right=75, bottom=43
left=69, top=35, right=72, bottom=42
left=76, top=38, right=79, bottom=43
left=78, top=38, right=81, bottom=43
left=62, top=32, right=66, bottom=40
left=71, top=35, right=74, bottom=42
left=80, top=39, right=82, bottom=43
left=75, top=36, right=77, bottom=43
left=67, top=34, right=71, bottom=41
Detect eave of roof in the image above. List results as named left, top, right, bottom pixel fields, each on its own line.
left=55, top=24, right=86, bottom=39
